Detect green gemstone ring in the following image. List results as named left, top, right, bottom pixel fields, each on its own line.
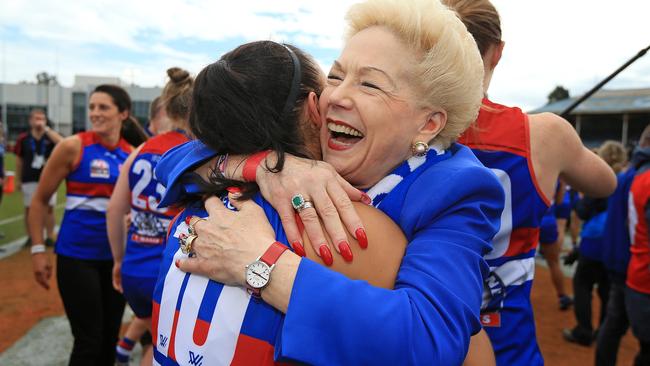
left=291, top=194, right=306, bottom=210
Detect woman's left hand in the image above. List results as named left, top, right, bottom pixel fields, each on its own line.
left=177, top=194, right=277, bottom=287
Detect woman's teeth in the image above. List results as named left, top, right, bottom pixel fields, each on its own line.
left=327, top=123, right=364, bottom=137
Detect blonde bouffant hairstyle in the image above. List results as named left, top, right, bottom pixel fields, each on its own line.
left=345, top=0, right=484, bottom=148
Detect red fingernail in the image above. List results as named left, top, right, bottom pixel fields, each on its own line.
left=175, top=259, right=180, bottom=268
left=338, top=241, right=353, bottom=262
left=355, top=228, right=368, bottom=249
left=319, top=245, right=333, bottom=266
left=226, top=186, right=241, bottom=193
left=292, top=241, right=306, bottom=257
left=360, top=192, right=372, bottom=205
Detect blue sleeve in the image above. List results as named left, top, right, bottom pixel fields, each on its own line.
left=276, top=166, right=504, bottom=365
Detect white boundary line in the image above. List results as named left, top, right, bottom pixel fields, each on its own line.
left=0, top=203, right=65, bottom=226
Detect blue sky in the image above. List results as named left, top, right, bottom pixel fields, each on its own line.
left=1, top=0, right=649, bottom=111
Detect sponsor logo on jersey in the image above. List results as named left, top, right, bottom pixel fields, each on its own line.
left=159, top=334, right=168, bottom=347
left=90, top=159, right=110, bottom=179
left=133, top=211, right=166, bottom=238
left=480, top=312, right=501, bottom=327
left=188, top=351, right=204, bottom=366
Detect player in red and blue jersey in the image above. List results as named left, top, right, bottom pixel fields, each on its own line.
left=29, top=84, right=135, bottom=365
left=107, top=67, right=194, bottom=366
left=448, top=1, right=617, bottom=364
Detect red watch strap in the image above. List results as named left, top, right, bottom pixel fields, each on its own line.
left=260, top=241, right=289, bottom=266
left=242, top=150, right=272, bottom=182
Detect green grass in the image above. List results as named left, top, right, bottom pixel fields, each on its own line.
left=1, top=153, right=66, bottom=246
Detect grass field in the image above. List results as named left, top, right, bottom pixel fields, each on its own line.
left=0, top=153, right=66, bottom=246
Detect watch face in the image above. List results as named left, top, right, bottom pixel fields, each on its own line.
left=246, top=261, right=271, bottom=289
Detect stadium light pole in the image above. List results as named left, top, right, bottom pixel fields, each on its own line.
left=560, top=44, right=650, bottom=118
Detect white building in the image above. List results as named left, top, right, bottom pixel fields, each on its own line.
left=1, top=75, right=162, bottom=142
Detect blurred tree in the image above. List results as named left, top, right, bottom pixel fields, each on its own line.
left=548, top=85, right=570, bottom=103
left=36, top=72, right=58, bottom=86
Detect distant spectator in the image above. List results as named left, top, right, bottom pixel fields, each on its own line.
left=14, top=109, right=63, bottom=246
left=563, top=141, right=627, bottom=346
left=626, top=124, right=650, bottom=366
left=595, top=147, right=633, bottom=365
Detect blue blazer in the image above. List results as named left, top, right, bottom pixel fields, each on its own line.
left=276, top=144, right=504, bottom=365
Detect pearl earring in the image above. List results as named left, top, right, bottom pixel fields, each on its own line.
left=411, top=141, right=429, bottom=157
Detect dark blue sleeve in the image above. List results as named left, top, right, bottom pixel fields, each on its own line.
left=276, top=166, right=503, bottom=365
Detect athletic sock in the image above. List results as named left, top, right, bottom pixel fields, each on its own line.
left=116, top=337, right=136, bottom=363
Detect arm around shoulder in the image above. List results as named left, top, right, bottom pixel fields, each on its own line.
left=276, top=164, right=503, bottom=365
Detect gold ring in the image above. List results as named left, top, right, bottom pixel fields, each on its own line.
left=188, top=217, right=206, bottom=235
left=180, top=234, right=198, bottom=254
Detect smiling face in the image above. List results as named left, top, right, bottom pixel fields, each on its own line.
left=320, top=26, right=444, bottom=188
left=88, top=92, right=127, bottom=138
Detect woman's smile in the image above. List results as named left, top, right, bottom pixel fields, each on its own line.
left=326, top=119, right=365, bottom=151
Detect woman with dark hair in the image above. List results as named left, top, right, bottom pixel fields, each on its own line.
left=157, top=0, right=506, bottom=363
left=120, top=116, right=149, bottom=147
left=151, top=40, right=408, bottom=365
left=29, top=84, right=134, bottom=365
left=107, top=67, right=194, bottom=366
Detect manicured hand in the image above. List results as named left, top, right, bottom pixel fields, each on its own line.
left=255, top=153, right=368, bottom=263
left=177, top=194, right=277, bottom=286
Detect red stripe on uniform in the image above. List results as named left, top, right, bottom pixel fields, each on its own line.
left=152, top=301, right=160, bottom=346
left=192, top=318, right=210, bottom=346
left=503, top=228, right=540, bottom=257
left=168, top=309, right=181, bottom=361
left=66, top=181, right=114, bottom=197
left=230, top=334, right=275, bottom=366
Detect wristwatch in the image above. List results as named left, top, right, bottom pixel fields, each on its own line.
left=245, top=241, right=289, bottom=297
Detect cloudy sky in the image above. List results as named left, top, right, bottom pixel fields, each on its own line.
left=1, top=0, right=649, bottom=111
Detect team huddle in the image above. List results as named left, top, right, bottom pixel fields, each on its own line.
left=17, top=0, right=650, bottom=365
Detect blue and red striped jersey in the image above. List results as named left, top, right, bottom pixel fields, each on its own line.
left=122, top=130, right=190, bottom=278
left=56, top=131, right=131, bottom=260
left=458, top=98, right=550, bottom=366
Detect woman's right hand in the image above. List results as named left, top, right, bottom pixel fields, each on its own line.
left=254, top=153, right=370, bottom=259
left=31, top=253, right=52, bottom=290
